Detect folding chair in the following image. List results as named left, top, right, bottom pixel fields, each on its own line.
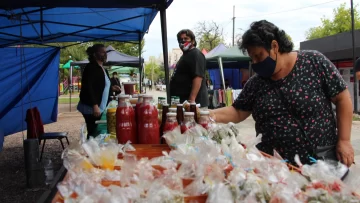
left=25, top=107, right=69, bottom=161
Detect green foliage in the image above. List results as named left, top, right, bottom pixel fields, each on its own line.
left=95, top=40, right=145, bottom=57
left=306, top=3, right=360, bottom=40
left=144, top=56, right=165, bottom=82
left=198, top=33, right=224, bottom=51
left=195, top=21, right=224, bottom=51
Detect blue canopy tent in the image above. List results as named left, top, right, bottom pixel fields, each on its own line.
left=0, top=1, right=173, bottom=149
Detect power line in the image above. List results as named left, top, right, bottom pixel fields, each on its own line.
left=235, top=0, right=344, bottom=20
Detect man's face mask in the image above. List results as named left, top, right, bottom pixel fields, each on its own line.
left=179, top=41, right=192, bottom=51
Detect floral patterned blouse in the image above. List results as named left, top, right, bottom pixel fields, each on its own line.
left=233, top=50, right=347, bottom=165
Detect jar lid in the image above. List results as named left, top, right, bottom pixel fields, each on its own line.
left=162, top=103, right=169, bottom=106
left=143, top=95, right=153, bottom=99
left=184, top=112, right=195, bottom=116
left=169, top=108, right=177, bottom=112
left=132, top=94, right=139, bottom=98
left=107, top=108, right=116, bottom=113
left=123, top=82, right=137, bottom=85
left=177, top=104, right=183, bottom=107
left=200, top=111, right=210, bottom=115
left=118, top=94, right=130, bottom=98
left=190, top=102, right=196, bottom=105
left=166, top=113, right=177, bottom=117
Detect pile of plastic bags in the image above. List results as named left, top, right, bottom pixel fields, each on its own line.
left=56, top=124, right=360, bottom=203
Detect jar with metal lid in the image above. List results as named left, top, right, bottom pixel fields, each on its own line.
left=158, top=97, right=166, bottom=109
left=106, top=108, right=117, bottom=135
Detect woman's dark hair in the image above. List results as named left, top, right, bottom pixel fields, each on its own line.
left=239, top=20, right=293, bottom=54
left=86, top=44, right=105, bottom=62
left=177, top=29, right=197, bottom=47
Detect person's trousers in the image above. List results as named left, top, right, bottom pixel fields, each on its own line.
left=81, top=113, right=101, bottom=138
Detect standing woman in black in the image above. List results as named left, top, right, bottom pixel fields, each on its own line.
left=77, top=44, right=111, bottom=138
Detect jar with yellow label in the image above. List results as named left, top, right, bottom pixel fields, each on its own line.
left=106, top=108, right=117, bottom=135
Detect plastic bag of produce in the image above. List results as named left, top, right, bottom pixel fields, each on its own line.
left=206, top=183, right=233, bottom=203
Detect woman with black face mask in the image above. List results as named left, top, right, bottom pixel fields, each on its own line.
left=210, top=20, right=354, bottom=167
left=77, top=44, right=111, bottom=138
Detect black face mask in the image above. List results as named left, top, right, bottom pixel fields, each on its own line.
left=251, top=54, right=277, bottom=78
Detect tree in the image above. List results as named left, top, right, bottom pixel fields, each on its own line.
left=144, top=56, right=165, bottom=83
left=95, top=40, right=145, bottom=57
left=194, top=21, right=224, bottom=51
left=306, top=3, right=360, bottom=40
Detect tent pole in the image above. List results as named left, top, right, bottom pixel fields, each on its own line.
left=218, top=57, right=227, bottom=104
left=160, top=4, right=170, bottom=104
left=139, top=33, right=142, bottom=93
left=40, top=7, right=43, bottom=41
left=351, top=0, right=358, bottom=113
left=70, top=65, right=73, bottom=112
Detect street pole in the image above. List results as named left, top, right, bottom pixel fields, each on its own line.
left=232, top=5, right=235, bottom=46
left=351, top=0, right=358, bottom=113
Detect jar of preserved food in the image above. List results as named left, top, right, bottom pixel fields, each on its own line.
left=106, top=108, right=117, bottom=135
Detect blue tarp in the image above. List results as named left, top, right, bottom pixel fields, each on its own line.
left=209, top=69, right=242, bottom=90
left=0, top=6, right=168, bottom=47
left=0, top=47, right=60, bottom=140
left=0, top=1, right=173, bottom=9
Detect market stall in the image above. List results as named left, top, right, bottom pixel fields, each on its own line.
left=51, top=95, right=360, bottom=203
left=206, top=46, right=251, bottom=108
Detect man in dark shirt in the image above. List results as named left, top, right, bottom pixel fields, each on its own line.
left=170, top=29, right=208, bottom=108
left=110, top=72, right=121, bottom=96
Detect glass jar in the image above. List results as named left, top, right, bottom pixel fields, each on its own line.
left=181, top=112, right=196, bottom=134
left=190, top=102, right=198, bottom=123
left=106, top=108, right=117, bottom=135
left=199, top=111, right=211, bottom=130
left=116, top=95, right=137, bottom=144
left=158, top=97, right=166, bottom=109
left=163, top=113, right=178, bottom=133
left=176, top=104, right=184, bottom=125
left=138, top=95, right=160, bottom=144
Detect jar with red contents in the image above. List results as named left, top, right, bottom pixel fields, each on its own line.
left=163, top=113, right=178, bottom=133
left=198, top=111, right=211, bottom=130
left=180, top=112, right=196, bottom=134
left=138, top=95, right=160, bottom=144
left=136, top=94, right=144, bottom=136
left=116, top=95, right=137, bottom=144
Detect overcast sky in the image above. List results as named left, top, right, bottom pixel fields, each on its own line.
left=142, top=0, right=359, bottom=60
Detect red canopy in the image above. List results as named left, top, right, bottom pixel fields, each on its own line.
left=201, top=49, right=208, bottom=55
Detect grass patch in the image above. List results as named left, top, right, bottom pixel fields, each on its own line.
left=58, top=97, right=80, bottom=104
left=353, top=115, right=360, bottom=121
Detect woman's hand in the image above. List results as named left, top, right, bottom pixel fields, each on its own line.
left=336, top=140, right=354, bottom=167
left=93, top=105, right=101, bottom=117
left=209, top=110, right=216, bottom=122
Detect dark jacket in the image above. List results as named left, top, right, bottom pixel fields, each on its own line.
left=110, top=77, right=121, bottom=95
left=79, top=62, right=110, bottom=106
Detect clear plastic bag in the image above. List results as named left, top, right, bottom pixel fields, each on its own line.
left=206, top=183, right=233, bottom=203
